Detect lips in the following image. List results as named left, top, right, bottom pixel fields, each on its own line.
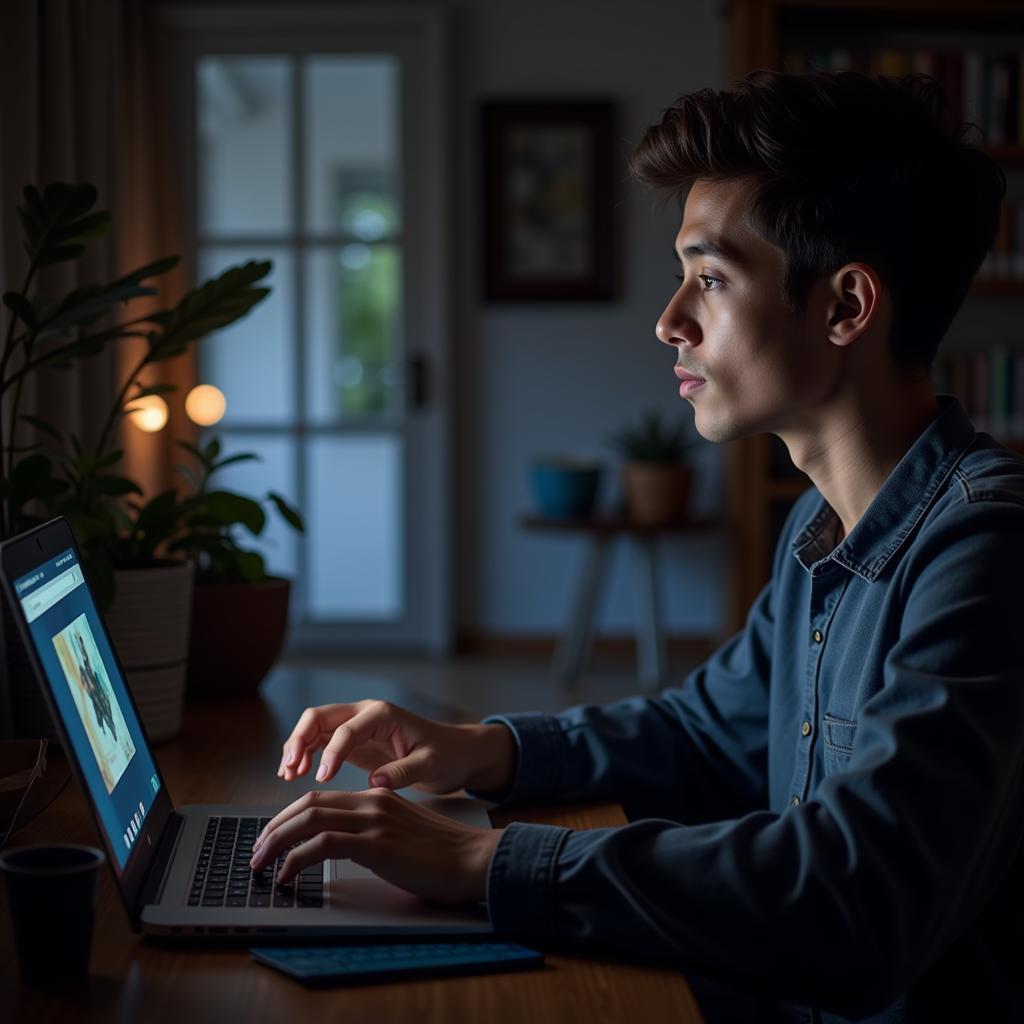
left=674, top=366, right=706, bottom=383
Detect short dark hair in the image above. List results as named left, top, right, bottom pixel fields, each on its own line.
left=630, top=69, right=1006, bottom=373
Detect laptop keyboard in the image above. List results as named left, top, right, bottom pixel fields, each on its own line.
left=187, top=816, right=324, bottom=909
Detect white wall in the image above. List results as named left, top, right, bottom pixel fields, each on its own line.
left=449, top=0, right=731, bottom=637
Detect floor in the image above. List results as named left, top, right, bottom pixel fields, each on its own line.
left=279, top=649, right=709, bottom=722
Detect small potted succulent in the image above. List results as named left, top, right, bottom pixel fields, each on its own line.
left=609, top=410, right=698, bottom=525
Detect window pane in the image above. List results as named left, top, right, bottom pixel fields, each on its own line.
left=198, top=246, right=295, bottom=424
left=304, top=56, right=401, bottom=236
left=197, top=56, right=291, bottom=236
left=305, top=245, right=402, bottom=421
left=194, top=433, right=300, bottom=584
left=306, top=435, right=402, bottom=620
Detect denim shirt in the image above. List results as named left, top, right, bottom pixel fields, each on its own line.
left=470, top=395, right=1024, bottom=1023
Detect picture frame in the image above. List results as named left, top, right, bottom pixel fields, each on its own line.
left=481, top=100, right=615, bottom=301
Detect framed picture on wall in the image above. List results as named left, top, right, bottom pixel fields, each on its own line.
left=481, top=100, right=615, bottom=301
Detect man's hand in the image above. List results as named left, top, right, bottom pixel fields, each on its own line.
left=249, top=788, right=504, bottom=905
left=276, top=700, right=516, bottom=796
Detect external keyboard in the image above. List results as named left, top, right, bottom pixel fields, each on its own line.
left=188, top=815, right=324, bottom=909
left=251, top=942, right=545, bottom=985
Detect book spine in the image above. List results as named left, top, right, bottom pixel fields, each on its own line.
left=1007, top=55, right=1020, bottom=147
left=964, top=50, right=984, bottom=131
left=991, top=345, right=1008, bottom=438
left=990, top=56, right=1010, bottom=145
left=975, top=350, right=990, bottom=432
left=1015, top=352, right=1024, bottom=439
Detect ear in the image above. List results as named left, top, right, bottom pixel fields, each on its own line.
left=825, top=263, right=884, bottom=349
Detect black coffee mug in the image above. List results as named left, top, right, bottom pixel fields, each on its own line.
left=0, top=843, right=105, bottom=989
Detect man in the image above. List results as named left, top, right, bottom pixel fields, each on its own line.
left=249, top=70, right=1023, bottom=1021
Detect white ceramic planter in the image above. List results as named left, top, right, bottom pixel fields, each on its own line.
left=104, top=563, right=195, bottom=743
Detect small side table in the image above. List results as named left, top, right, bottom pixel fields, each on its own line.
left=520, top=514, right=719, bottom=692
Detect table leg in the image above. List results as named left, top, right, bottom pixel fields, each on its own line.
left=553, top=535, right=609, bottom=688
left=633, top=538, right=666, bottom=692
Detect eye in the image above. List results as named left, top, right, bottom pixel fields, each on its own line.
left=674, top=272, right=723, bottom=291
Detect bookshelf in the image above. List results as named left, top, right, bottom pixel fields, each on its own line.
left=725, top=0, right=1024, bottom=633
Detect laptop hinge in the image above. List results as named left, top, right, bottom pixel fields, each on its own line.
left=135, top=811, right=185, bottom=923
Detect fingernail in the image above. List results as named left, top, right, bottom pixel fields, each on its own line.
left=370, top=774, right=386, bottom=787
left=316, top=762, right=328, bottom=781
left=284, top=748, right=296, bottom=767
left=253, top=835, right=263, bottom=851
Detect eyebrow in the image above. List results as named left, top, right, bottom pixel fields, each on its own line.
left=673, top=238, right=741, bottom=264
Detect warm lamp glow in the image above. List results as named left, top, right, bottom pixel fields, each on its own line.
left=127, top=394, right=169, bottom=433
left=185, top=384, right=227, bottom=426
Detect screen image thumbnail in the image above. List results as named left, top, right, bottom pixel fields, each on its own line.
left=53, top=613, right=135, bottom=794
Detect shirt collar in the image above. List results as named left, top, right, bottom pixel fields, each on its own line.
left=791, top=394, right=976, bottom=581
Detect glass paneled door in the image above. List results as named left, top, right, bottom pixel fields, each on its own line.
left=170, top=10, right=450, bottom=653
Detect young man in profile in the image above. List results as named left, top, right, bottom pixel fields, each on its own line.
left=249, top=70, right=1024, bottom=1022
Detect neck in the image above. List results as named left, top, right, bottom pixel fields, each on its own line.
left=780, top=374, right=940, bottom=544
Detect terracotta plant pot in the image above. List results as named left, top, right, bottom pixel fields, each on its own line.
left=187, top=578, right=291, bottom=699
left=105, top=563, right=195, bottom=744
left=620, top=462, right=695, bottom=526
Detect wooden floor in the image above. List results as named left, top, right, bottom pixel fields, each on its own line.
left=280, top=649, right=709, bottom=721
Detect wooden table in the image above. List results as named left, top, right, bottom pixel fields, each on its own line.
left=0, top=665, right=702, bottom=1023
left=520, top=514, right=720, bottom=691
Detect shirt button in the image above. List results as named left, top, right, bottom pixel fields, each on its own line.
left=791, top=797, right=800, bottom=806
left=812, top=629, right=823, bottom=643
left=801, top=721, right=812, bottom=737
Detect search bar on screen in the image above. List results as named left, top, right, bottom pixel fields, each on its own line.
left=22, top=564, right=85, bottom=623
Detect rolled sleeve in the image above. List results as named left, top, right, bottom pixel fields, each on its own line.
left=465, top=713, right=568, bottom=805
left=485, top=820, right=573, bottom=933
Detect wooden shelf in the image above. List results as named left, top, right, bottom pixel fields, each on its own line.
left=970, top=278, right=1024, bottom=297
left=765, top=477, right=812, bottom=501
left=725, top=0, right=1024, bottom=635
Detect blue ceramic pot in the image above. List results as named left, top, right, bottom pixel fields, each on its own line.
left=531, top=460, right=603, bottom=519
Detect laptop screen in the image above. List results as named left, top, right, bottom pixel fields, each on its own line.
left=14, top=546, right=162, bottom=871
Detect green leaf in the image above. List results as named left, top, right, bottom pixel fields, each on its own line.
left=202, top=490, right=265, bottom=535
left=3, top=291, right=38, bottom=330
left=268, top=491, right=305, bottom=533
left=92, top=474, right=143, bottom=497
left=132, top=382, right=176, bottom=398
left=151, top=260, right=272, bottom=352
left=19, top=415, right=62, bottom=441
left=212, top=452, right=259, bottom=472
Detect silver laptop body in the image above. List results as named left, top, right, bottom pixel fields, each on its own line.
left=0, top=517, right=493, bottom=938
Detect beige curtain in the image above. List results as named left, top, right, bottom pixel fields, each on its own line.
left=0, top=0, right=195, bottom=734
left=0, top=0, right=195, bottom=503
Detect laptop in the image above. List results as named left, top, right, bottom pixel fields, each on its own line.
left=0, top=516, right=494, bottom=938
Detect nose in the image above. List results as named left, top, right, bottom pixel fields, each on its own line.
left=655, top=289, right=701, bottom=349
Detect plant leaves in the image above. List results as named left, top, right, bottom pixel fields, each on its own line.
left=92, top=474, right=143, bottom=497
left=3, top=291, right=38, bottom=330
left=19, top=414, right=62, bottom=441
left=268, top=491, right=305, bottom=533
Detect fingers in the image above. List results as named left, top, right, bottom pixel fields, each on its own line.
left=277, top=832, right=367, bottom=886
left=278, top=703, right=361, bottom=781
left=368, top=746, right=437, bottom=790
left=254, top=789, right=358, bottom=850
left=314, top=701, right=398, bottom=782
left=250, top=801, right=362, bottom=873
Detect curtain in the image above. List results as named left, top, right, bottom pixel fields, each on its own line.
left=0, top=0, right=195, bottom=734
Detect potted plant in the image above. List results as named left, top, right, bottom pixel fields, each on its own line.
left=610, top=410, right=698, bottom=526
left=1, top=182, right=272, bottom=741
left=168, top=437, right=304, bottom=699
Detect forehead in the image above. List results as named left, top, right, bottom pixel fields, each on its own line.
left=676, top=178, right=774, bottom=261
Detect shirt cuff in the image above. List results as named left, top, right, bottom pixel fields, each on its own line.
left=485, top=820, right=572, bottom=934
left=465, top=713, right=568, bottom=805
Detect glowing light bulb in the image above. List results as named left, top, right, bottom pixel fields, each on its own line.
left=127, top=394, right=168, bottom=433
left=185, top=384, right=227, bottom=426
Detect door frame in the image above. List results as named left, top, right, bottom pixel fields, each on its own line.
left=161, top=4, right=452, bottom=655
